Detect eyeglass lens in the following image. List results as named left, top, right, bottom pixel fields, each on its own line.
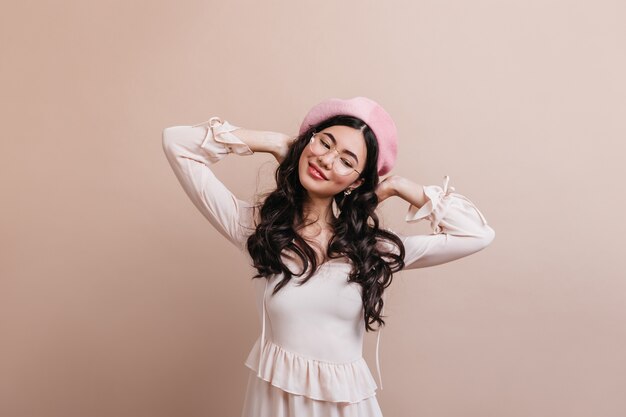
left=310, top=134, right=358, bottom=175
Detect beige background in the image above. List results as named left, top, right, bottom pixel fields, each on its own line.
left=1, top=0, right=625, bottom=416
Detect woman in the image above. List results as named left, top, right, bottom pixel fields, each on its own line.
left=162, top=96, right=495, bottom=417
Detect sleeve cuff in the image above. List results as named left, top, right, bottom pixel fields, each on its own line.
left=194, top=116, right=255, bottom=159
left=405, top=175, right=457, bottom=234
left=404, top=175, right=489, bottom=235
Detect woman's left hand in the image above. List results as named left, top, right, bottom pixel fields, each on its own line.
left=375, top=175, right=399, bottom=203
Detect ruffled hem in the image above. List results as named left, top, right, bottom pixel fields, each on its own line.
left=244, top=338, right=378, bottom=404
left=241, top=369, right=384, bottom=417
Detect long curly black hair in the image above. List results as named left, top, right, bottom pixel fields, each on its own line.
left=245, top=115, right=405, bottom=332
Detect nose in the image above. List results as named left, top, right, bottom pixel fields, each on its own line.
left=317, top=150, right=338, bottom=168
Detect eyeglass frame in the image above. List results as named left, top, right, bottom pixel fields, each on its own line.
left=308, top=131, right=363, bottom=176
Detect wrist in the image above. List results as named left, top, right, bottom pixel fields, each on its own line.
left=270, top=133, right=289, bottom=160
left=387, top=175, right=402, bottom=197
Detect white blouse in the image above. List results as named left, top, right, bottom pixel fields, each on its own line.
left=162, top=116, right=495, bottom=404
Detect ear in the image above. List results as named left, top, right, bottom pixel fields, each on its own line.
left=351, top=178, right=365, bottom=190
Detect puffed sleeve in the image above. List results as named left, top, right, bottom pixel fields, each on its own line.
left=161, top=116, right=257, bottom=252
left=389, top=175, right=495, bottom=270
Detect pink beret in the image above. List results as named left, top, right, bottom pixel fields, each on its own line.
left=298, top=96, right=398, bottom=176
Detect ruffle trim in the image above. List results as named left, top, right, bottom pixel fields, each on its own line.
left=191, top=116, right=254, bottom=162
left=244, top=338, right=378, bottom=404
left=405, top=175, right=488, bottom=234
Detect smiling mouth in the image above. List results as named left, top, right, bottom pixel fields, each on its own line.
left=308, top=163, right=328, bottom=180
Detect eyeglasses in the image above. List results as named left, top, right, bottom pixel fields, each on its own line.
left=309, top=132, right=362, bottom=176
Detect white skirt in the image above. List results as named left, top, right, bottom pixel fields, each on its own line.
left=241, top=369, right=384, bottom=417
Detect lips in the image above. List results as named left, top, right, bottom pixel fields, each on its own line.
left=308, top=162, right=328, bottom=180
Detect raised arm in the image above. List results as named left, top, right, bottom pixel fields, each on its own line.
left=161, top=117, right=260, bottom=251
left=380, top=175, right=495, bottom=270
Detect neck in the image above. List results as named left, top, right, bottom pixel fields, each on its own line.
left=302, top=195, right=335, bottom=228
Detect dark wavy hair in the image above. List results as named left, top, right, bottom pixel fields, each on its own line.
left=245, top=115, right=406, bottom=332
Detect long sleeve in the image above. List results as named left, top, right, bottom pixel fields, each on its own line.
left=389, top=175, right=496, bottom=270
left=161, top=116, right=257, bottom=252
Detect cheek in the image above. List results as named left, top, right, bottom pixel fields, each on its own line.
left=299, top=148, right=311, bottom=166
left=298, top=155, right=307, bottom=173
left=335, top=177, right=353, bottom=188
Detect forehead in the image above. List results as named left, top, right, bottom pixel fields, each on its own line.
left=318, top=125, right=367, bottom=161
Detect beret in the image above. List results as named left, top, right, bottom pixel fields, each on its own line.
left=298, top=96, right=398, bottom=176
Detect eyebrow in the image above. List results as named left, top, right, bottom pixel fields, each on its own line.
left=321, top=132, right=360, bottom=163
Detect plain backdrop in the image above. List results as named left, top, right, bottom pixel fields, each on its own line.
left=1, top=1, right=625, bottom=417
